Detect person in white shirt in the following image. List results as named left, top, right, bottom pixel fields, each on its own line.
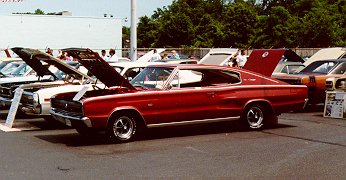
left=236, top=49, right=247, bottom=68
left=101, top=49, right=109, bottom=61
left=151, top=49, right=162, bottom=61
left=108, top=48, right=119, bottom=62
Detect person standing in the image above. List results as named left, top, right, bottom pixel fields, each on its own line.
left=170, top=50, right=180, bottom=59
left=236, top=49, right=247, bottom=68
left=46, top=48, right=53, bottom=56
left=162, top=53, right=169, bottom=60
left=65, top=52, right=74, bottom=61
left=108, top=48, right=119, bottom=62
left=101, top=49, right=109, bottom=60
left=151, top=49, right=162, bottom=61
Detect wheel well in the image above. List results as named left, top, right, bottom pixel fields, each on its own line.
left=243, top=101, right=274, bottom=115
left=108, top=109, right=146, bottom=128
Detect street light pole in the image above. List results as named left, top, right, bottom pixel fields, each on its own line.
left=130, top=0, right=137, bottom=61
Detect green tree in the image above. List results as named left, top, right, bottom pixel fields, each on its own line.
left=137, top=16, right=160, bottom=47
left=250, top=6, right=293, bottom=48
left=34, top=9, right=45, bottom=15
left=122, top=26, right=130, bottom=48
left=222, top=2, right=259, bottom=48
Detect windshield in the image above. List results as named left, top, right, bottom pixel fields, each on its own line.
left=9, top=64, right=32, bottom=76
left=131, top=67, right=174, bottom=89
left=299, top=61, right=338, bottom=74
left=276, top=64, right=305, bottom=74
left=0, top=61, right=10, bottom=71
left=1, top=62, right=21, bottom=75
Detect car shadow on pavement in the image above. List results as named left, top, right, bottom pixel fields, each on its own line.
left=34, top=121, right=294, bottom=147
left=293, top=104, right=325, bottom=113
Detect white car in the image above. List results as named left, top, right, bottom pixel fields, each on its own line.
left=0, top=48, right=92, bottom=110
left=18, top=48, right=162, bottom=116
left=198, top=48, right=238, bottom=66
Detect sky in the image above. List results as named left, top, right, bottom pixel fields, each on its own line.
left=0, top=0, right=174, bottom=26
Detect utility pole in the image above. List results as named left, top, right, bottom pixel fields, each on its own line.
left=130, top=0, right=137, bottom=61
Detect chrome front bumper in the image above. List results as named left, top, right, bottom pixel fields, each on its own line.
left=49, top=108, right=92, bottom=128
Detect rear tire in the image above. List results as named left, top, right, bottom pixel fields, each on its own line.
left=106, top=114, right=138, bottom=143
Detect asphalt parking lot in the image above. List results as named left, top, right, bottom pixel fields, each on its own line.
left=1, top=105, right=346, bottom=178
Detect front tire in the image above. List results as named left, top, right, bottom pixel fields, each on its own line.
left=107, top=114, right=137, bottom=143
left=242, top=103, right=277, bottom=129
left=245, top=105, right=264, bottom=128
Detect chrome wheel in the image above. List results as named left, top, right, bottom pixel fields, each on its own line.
left=246, top=106, right=264, bottom=128
left=112, top=116, right=135, bottom=141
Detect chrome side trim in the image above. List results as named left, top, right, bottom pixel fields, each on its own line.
left=147, top=116, right=240, bottom=128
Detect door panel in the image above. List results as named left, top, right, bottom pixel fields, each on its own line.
left=155, top=88, right=217, bottom=124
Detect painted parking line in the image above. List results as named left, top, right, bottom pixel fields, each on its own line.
left=0, top=122, right=40, bottom=132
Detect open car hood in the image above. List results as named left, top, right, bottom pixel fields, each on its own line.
left=11, top=47, right=94, bottom=81
left=243, top=49, right=304, bottom=77
left=62, top=48, right=136, bottom=90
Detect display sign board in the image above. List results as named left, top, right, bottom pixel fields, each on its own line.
left=324, top=91, right=346, bottom=119
left=5, top=88, right=24, bottom=128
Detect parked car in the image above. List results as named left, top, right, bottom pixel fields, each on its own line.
left=272, top=59, right=346, bottom=104
left=325, top=76, right=346, bottom=91
left=304, top=47, right=346, bottom=66
left=0, top=48, right=82, bottom=107
left=198, top=48, right=238, bottom=66
left=49, top=48, right=308, bottom=143
left=17, top=48, right=162, bottom=116
left=5, top=48, right=95, bottom=117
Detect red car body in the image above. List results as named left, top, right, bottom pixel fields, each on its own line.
left=50, top=48, right=308, bottom=143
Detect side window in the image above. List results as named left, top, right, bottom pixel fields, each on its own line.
left=170, top=69, right=240, bottom=89
left=281, top=66, right=288, bottom=74
left=168, top=70, right=202, bottom=89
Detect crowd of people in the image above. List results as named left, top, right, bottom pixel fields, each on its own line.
left=46, top=48, right=118, bottom=62
left=150, top=49, right=194, bottom=62
left=45, top=47, right=246, bottom=67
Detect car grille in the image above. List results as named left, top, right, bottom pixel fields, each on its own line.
left=51, top=98, right=83, bottom=114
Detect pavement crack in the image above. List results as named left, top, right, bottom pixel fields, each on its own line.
left=262, top=131, right=346, bottom=148
left=57, top=166, right=72, bottom=173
